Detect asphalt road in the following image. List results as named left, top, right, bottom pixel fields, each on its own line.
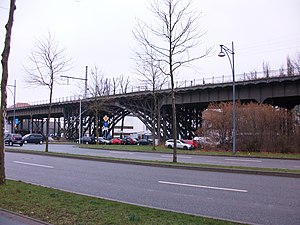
left=5, top=152, right=300, bottom=225
left=6, top=143, right=300, bottom=170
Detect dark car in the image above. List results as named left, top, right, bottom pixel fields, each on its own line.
left=4, top=133, right=23, bottom=146
left=123, top=137, right=138, bottom=145
left=77, top=136, right=96, bottom=144
left=22, top=133, right=44, bottom=144
left=137, top=139, right=151, bottom=145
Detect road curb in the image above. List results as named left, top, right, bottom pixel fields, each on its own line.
left=0, top=208, right=52, bottom=225
left=6, top=149, right=300, bottom=178
left=80, top=146, right=300, bottom=160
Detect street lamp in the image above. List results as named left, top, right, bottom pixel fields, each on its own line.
left=61, top=66, right=88, bottom=144
left=7, top=80, right=16, bottom=133
left=218, top=41, right=236, bottom=155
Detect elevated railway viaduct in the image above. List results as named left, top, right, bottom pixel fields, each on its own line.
left=6, top=75, right=300, bottom=142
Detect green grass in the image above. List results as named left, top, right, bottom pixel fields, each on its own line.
left=0, top=180, right=241, bottom=225
left=80, top=144, right=300, bottom=159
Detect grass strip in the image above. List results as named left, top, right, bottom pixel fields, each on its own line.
left=80, top=144, right=300, bottom=159
left=0, top=180, right=242, bottom=225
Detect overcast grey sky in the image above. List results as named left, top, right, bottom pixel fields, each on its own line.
left=1, top=0, right=300, bottom=106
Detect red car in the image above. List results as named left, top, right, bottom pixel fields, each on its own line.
left=110, top=138, right=124, bottom=145
left=124, top=137, right=138, bottom=145
left=181, top=139, right=199, bottom=149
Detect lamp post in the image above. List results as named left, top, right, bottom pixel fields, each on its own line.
left=218, top=41, right=236, bottom=154
left=61, top=66, right=88, bottom=144
left=7, top=80, right=16, bottom=133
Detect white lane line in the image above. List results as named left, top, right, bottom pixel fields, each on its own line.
left=224, top=158, right=262, bottom=163
left=13, top=161, right=54, bottom=169
left=179, top=156, right=192, bottom=159
left=159, top=181, right=248, bottom=193
left=109, top=151, right=134, bottom=155
left=160, top=155, right=192, bottom=159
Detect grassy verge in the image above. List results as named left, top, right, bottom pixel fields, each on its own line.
left=80, top=144, right=300, bottom=159
left=0, top=180, right=241, bottom=225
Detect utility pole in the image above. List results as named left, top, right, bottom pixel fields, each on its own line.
left=7, top=80, right=16, bottom=133
left=85, top=66, right=88, bottom=98
left=61, top=66, right=88, bottom=144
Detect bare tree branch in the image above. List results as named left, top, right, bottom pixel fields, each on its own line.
left=24, top=33, right=71, bottom=152
left=133, top=0, right=210, bottom=162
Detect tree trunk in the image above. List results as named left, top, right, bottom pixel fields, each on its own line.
left=120, top=111, right=125, bottom=139
left=171, top=77, right=177, bottom=163
left=95, top=108, right=99, bottom=145
left=45, top=86, right=53, bottom=152
left=152, top=87, right=157, bottom=150
left=0, top=0, right=16, bottom=185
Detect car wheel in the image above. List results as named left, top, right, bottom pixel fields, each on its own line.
left=20, top=144, right=23, bottom=147
left=9, top=141, right=13, bottom=146
left=39, top=140, right=43, bottom=144
left=24, top=140, right=27, bottom=144
left=183, top=146, right=188, bottom=150
left=85, top=141, right=89, bottom=144
left=168, top=145, right=172, bottom=149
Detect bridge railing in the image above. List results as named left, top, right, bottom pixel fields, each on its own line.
left=19, top=69, right=299, bottom=107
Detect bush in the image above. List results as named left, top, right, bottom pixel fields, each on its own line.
left=202, top=102, right=300, bottom=153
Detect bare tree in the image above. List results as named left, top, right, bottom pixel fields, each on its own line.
left=134, top=47, right=167, bottom=149
left=262, top=61, right=270, bottom=78
left=279, top=65, right=285, bottom=76
left=0, top=0, right=16, bottom=185
left=86, top=66, right=111, bottom=143
left=292, top=52, right=300, bottom=74
left=111, top=77, right=119, bottom=95
left=118, top=74, right=130, bottom=138
left=25, top=34, right=71, bottom=152
left=286, top=55, right=294, bottom=76
left=134, top=0, right=210, bottom=162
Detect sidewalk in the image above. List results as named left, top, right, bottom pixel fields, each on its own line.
left=0, top=209, right=51, bottom=225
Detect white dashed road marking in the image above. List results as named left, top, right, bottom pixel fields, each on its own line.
left=159, top=181, right=248, bottom=193
left=13, top=161, right=54, bottom=169
left=224, top=158, right=262, bottom=163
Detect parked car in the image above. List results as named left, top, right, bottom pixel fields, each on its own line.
left=77, top=136, right=96, bottom=144
left=193, top=136, right=218, bottom=147
left=123, top=137, right=138, bottom=145
left=137, top=139, right=151, bottom=145
left=4, top=133, right=23, bottom=146
left=110, top=138, right=124, bottom=145
left=22, top=133, right=44, bottom=144
left=97, top=137, right=110, bottom=144
left=181, top=139, right=200, bottom=149
left=165, top=139, right=194, bottom=150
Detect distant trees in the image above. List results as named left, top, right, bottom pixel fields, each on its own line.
left=293, top=52, right=300, bottom=74
left=134, top=0, right=210, bottom=162
left=0, top=0, right=16, bottom=185
left=25, top=34, right=71, bottom=152
left=278, top=53, right=299, bottom=77
left=202, top=102, right=300, bottom=153
left=262, top=61, right=270, bottom=78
